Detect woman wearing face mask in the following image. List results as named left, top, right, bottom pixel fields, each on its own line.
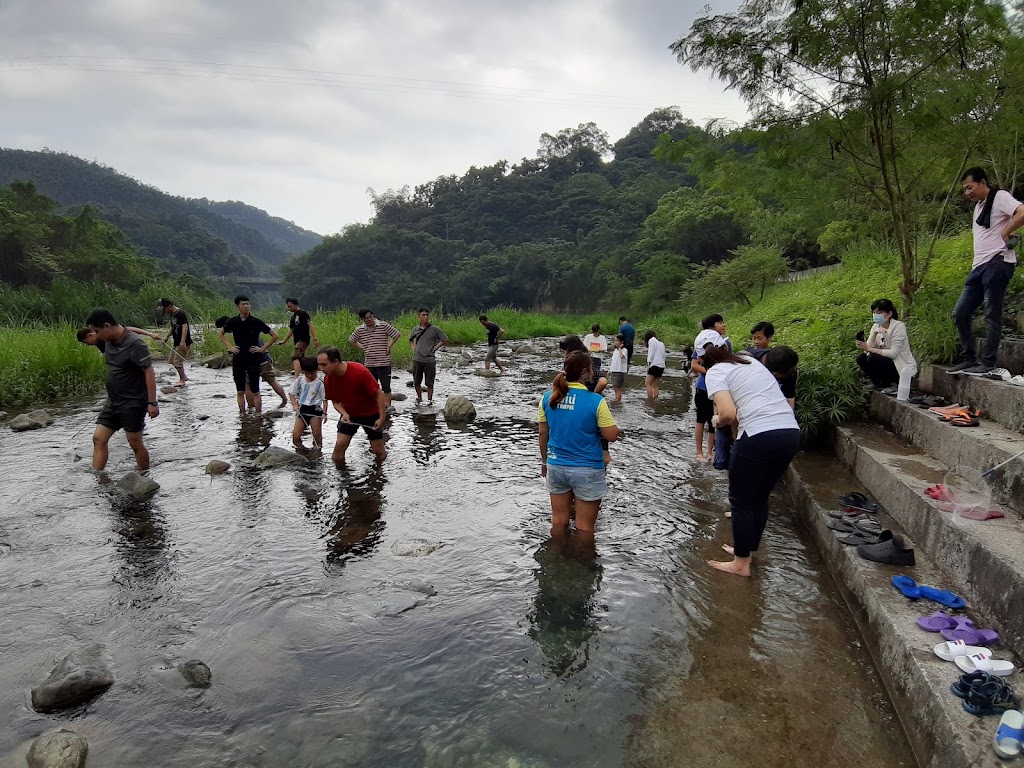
left=855, top=298, right=917, bottom=395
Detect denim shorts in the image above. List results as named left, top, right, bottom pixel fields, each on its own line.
left=545, top=464, right=607, bottom=501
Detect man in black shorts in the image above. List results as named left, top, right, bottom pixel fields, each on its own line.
left=277, top=297, right=319, bottom=374
left=159, top=298, right=192, bottom=385
left=348, top=309, right=401, bottom=413
left=219, top=295, right=278, bottom=414
left=318, top=346, right=388, bottom=464
left=86, top=308, right=159, bottom=471
left=409, top=308, right=448, bottom=404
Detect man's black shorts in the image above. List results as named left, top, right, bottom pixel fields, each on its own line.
left=367, top=365, right=392, bottom=393
left=232, top=359, right=261, bottom=393
left=412, top=361, right=436, bottom=389
left=625, top=344, right=634, bottom=366
left=694, top=387, right=714, bottom=427
left=337, top=413, right=384, bottom=441
left=97, top=402, right=146, bottom=434
left=647, top=365, right=665, bottom=378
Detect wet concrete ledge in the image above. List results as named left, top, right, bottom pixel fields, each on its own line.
left=784, top=452, right=1006, bottom=768
left=869, top=391, right=1024, bottom=517
left=835, top=423, right=1024, bottom=656
left=919, top=364, right=1024, bottom=434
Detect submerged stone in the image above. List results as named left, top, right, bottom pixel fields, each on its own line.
left=254, top=446, right=305, bottom=468
left=27, top=729, right=88, bottom=768
left=473, top=369, right=500, bottom=378
left=444, top=395, right=476, bottom=423
left=159, top=386, right=177, bottom=394
left=391, top=538, right=445, bottom=557
left=31, top=644, right=114, bottom=712
left=205, top=460, right=231, bottom=475
left=178, top=659, right=212, bottom=688
left=117, top=471, right=160, bottom=498
left=391, top=392, right=408, bottom=401
left=10, top=410, right=54, bottom=432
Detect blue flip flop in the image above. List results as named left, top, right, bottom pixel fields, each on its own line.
left=891, top=575, right=921, bottom=599
left=891, top=576, right=965, bottom=608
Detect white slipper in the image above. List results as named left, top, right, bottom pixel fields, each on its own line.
left=934, top=640, right=990, bottom=662
left=956, top=652, right=1016, bottom=677
left=993, top=709, right=1023, bottom=759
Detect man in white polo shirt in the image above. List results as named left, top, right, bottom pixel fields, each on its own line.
left=348, top=309, right=401, bottom=413
left=951, top=167, right=1024, bottom=374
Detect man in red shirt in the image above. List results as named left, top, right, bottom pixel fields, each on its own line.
left=317, top=346, right=388, bottom=463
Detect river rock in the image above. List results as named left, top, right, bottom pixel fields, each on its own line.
left=405, top=381, right=415, bottom=388
left=473, top=368, right=500, bottom=378
left=391, top=538, right=445, bottom=557
left=212, top=393, right=228, bottom=399
left=10, top=410, right=54, bottom=432
left=254, top=446, right=304, bottom=468
left=196, top=414, right=210, bottom=421
left=31, top=644, right=114, bottom=712
left=116, top=471, right=160, bottom=498
left=26, top=729, right=88, bottom=768
left=205, top=460, right=231, bottom=475
left=391, top=392, right=408, bottom=401
left=513, top=344, right=536, bottom=354
left=0, top=410, right=8, bottom=421
left=265, top=410, right=288, bottom=419
left=198, top=354, right=231, bottom=369
left=398, top=580, right=437, bottom=596
left=460, top=351, right=474, bottom=362
left=444, top=395, right=476, bottom=423
left=159, top=386, right=177, bottom=395
left=178, top=659, right=212, bottom=688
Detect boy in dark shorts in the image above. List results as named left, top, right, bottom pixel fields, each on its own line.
left=317, top=346, right=388, bottom=464
left=159, top=298, right=192, bottom=385
left=289, top=356, right=326, bottom=450
left=85, top=308, right=159, bottom=471
left=277, top=298, right=319, bottom=375
left=218, top=296, right=278, bottom=414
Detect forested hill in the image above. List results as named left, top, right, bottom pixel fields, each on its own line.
left=0, top=148, right=321, bottom=278
left=280, top=108, right=835, bottom=316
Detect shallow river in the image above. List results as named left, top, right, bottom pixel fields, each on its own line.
left=0, top=341, right=912, bottom=767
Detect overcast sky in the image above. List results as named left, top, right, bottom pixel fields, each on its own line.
left=0, top=0, right=746, bottom=235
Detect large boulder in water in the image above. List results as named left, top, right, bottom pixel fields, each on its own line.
left=205, top=460, right=231, bottom=475
left=10, top=410, right=54, bottom=432
left=444, top=396, right=476, bottom=423
left=254, top=446, right=304, bottom=468
left=391, top=392, right=408, bottom=401
left=117, top=472, right=160, bottom=498
left=27, top=729, right=88, bottom=768
left=31, top=644, right=114, bottom=712
left=177, top=659, right=212, bottom=689
left=198, top=354, right=231, bottom=369
left=0, top=410, right=9, bottom=421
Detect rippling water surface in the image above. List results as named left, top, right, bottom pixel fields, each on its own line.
left=0, top=342, right=911, bottom=767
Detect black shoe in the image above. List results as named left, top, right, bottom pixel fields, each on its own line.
left=961, top=364, right=992, bottom=376
left=856, top=530, right=916, bottom=566
left=881, top=385, right=899, bottom=396
left=948, top=361, right=976, bottom=375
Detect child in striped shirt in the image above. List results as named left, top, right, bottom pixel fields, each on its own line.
left=289, top=356, right=326, bottom=449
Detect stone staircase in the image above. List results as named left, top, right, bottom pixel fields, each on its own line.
left=782, top=338, right=1024, bottom=768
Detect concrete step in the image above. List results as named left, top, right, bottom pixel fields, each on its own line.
left=835, top=422, right=1024, bottom=656
left=869, top=391, right=1024, bottom=517
left=784, top=452, right=1010, bottom=768
left=995, top=337, right=1024, bottom=374
left=919, top=364, right=1024, bottom=434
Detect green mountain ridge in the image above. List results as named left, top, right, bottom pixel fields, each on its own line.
left=0, top=148, right=322, bottom=278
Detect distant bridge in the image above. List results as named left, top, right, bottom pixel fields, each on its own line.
left=212, top=276, right=282, bottom=287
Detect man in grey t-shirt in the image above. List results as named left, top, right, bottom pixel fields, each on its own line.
left=409, top=308, right=448, bottom=404
left=85, top=307, right=159, bottom=471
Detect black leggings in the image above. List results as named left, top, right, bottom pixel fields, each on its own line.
left=728, top=428, right=801, bottom=558
left=856, top=352, right=898, bottom=388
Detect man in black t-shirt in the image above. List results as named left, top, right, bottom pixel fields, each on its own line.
left=478, top=315, right=505, bottom=374
left=277, top=297, right=319, bottom=374
left=218, top=295, right=279, bottom=414
left=86, top=307, right=159, bottom=471
left=159, top=298, right=192, bottom=385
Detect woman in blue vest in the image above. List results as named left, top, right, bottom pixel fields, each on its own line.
left=538, top=350, right=622, bottom=534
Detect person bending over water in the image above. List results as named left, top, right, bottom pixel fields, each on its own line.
left=318, top=346, right=388, bottom=464
left=538, top=350, right=621, bottom=537
left=701, top=332, right=800, bottom=577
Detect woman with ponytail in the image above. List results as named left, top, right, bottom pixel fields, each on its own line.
left=698, top=330, right=800, bottom=577
left=538, top=350, right=622, bottom=535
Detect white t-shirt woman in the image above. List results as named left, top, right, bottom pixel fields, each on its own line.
left=705, top=357, right=798, bottom=438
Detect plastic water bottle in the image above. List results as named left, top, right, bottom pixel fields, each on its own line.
left=897, top=366, right=913, bottom=401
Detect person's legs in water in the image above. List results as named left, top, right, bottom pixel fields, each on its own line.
left=292, top=413, right=307, bottom=447
left=333, top=431, right=354, bottom=464
left=953, top=266, right=986, bottom=366
left=91, top=425, right=115, bottom=471
left=368, top=437, right=387, bottom=462
left=424, top=363, right=437, bottom=403
left=710, top=430, right=800, bottom=576
left=412, top=362, right=425, bottom=404
left=981, top=260, right=1016, bottom=367
left=573, top=499, right=601, bottom=533
left=549, top=491, right=574, bottom=528
left=125, top=430, right=150, bottom=471
left=261, top=360, right=288, bottom=407
left=233, top=364, right=248, bottom=413
left=169, top=349, right=188, bottom=384
left=246, top=364, right=263, bottom=413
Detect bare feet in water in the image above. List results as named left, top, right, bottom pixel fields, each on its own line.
left=708, top=554, right=752, bottom=577
left=696, top=452, right=706, bottom=462
left=721, top=544, right=734, bottom=554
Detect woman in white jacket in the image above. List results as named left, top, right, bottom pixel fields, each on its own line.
left=856, top=298, right=917, bottom=394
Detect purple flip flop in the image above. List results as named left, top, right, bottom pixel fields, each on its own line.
left=917, top=611, right=963, bottom=632
left=940, top=624, right=999, bottom=646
